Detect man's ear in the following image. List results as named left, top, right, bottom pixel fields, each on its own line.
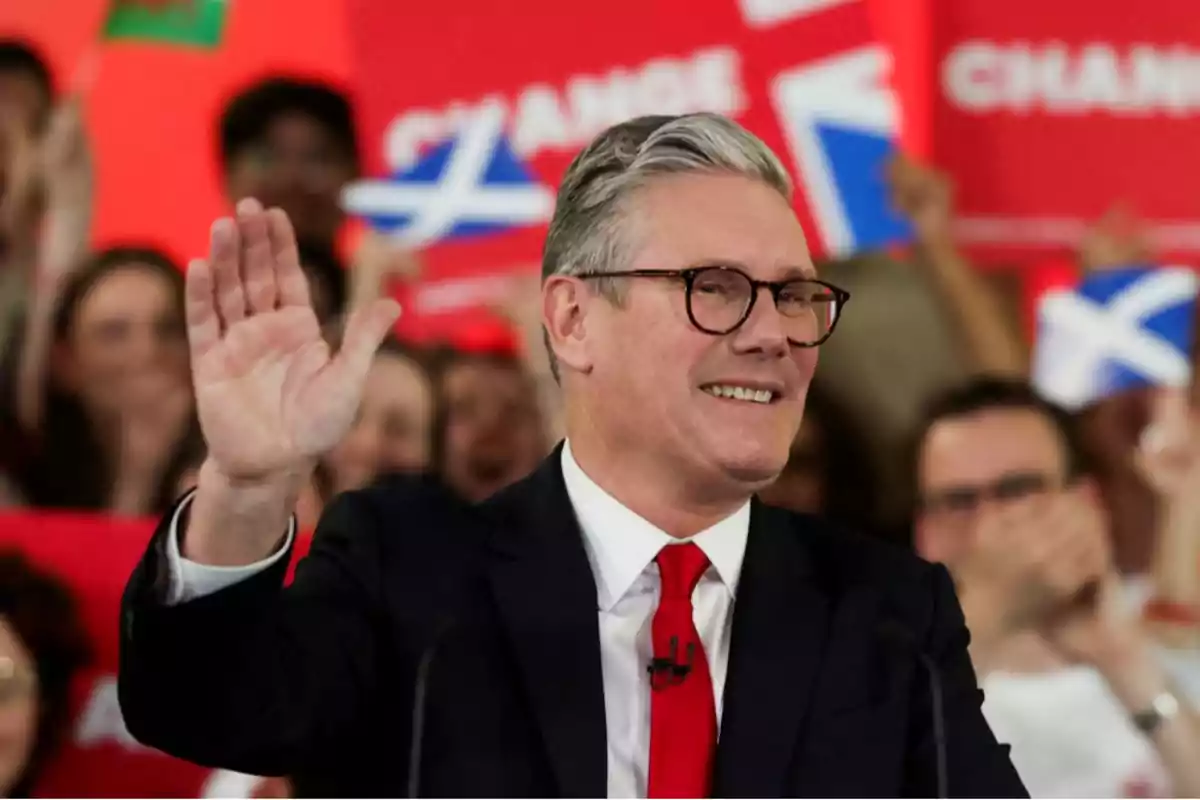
left=542, top=275, right=594, bottom=377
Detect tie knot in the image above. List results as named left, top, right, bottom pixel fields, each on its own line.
left=655, top=542, right=711, bottom=600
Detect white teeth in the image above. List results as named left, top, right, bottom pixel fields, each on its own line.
left=703, top=385, right=775, bottom=404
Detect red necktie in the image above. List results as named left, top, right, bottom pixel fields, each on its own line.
left=647, top=542, right=717, bottom=798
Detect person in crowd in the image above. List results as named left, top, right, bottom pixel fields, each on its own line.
left=179, top=336, right=432, bottom=526
left=218, top=76, right=359, bottom=252
left=913, top=376, right=1200, bottom=797
left=323, top=336, right=435, bottom=494
left=0, top=40, right=51, bottom=134
left=1137, top=387, right=1200, bottom=659
left=0, top=550, right=90, bottom=798
left=118, top=113, right=1024, bottom=796
left=1050, top=207, right=1162, bottom=574
left=5, top=246, right=197, bottom=514
left=0, top=41, right=92, bottom=399
left=0, top=39, right=55, bottom=268
left=429, top=345, right=546, bottom=502
left=757, top=379, right=882, bottom=535
left=811, top=156, right=1028, bottom=526
left=296, top=239, right=348, bottom=327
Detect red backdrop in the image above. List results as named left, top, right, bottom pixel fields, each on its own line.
left=0, top=0, right=925, bottom=272
left=2, top=512, right=312, bottom=797
left=0, top=0, right=355, bottom=266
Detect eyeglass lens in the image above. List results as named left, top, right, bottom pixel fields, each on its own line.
left=687, top=268, right=840, bottom=343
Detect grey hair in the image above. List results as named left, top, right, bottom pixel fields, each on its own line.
left=542, top=112, right=793, bottom=285
left=540, top=113, right=793, bottom=379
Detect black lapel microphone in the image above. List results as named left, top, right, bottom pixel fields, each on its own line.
left=406, top=614, right=455, bottom=799
left=877, top=619, right=948, bottom=800
left=647, top=635, right=695, bottom=690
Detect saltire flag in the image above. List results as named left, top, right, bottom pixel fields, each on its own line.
left=102, top=0, right=229, bottom=49
left=341, top=103, right=555, bottom=248
left=1032, top=265, right=1198, bottom=410
left=763, top=2, right=912, bottom=257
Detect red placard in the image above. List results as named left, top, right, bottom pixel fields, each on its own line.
left=931, top=0, right=1200, bottom=265
left=1, top=512, right=311, bottom=797
left=346, top=0, right=900, bottom=341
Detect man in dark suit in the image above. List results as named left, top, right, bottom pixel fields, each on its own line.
left=118, top=113, right=1027, bottom=798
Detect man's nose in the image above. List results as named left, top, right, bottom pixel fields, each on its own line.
left=731, top=289, right=789, bottom=357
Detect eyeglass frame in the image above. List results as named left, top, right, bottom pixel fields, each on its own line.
left=917, top=470, right=1064, bottom=519
left=572, top=265, right=851, bottom=347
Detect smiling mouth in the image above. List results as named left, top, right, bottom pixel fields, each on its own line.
left=701, top=384, right=781, bottom=405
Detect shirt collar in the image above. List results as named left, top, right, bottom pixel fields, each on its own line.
left=561, top=440, right=750, bottom=612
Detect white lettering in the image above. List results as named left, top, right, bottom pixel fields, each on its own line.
left=1127, top=45, right=1196, bottom=115
left=941, top=41, right=1000, bottom=111
left=74, top=677, right=148, bottom=750
left=942, top=40, right=1200, bottom=116
left=381, top=47, right=746, bottom=170
left=691, top=48, right=748, bottom=116
left=383, top=110, right=447, bottom=176
left=416, top=275, right=514, bottom=314
left=203, top=770, right=266, bottom=798
left=1074, top=43, right=1124, bottom=109
left=635, top=56, right=695, bottom=115
left=564, top=72, right=638, bottom=140
left=510, top=85, right=573, bottom=155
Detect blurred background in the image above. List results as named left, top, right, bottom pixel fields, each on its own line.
left=2, top=0, right=1200, bottom=796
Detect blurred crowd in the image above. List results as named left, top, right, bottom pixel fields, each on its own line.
left=1, top=34, right=1199, bottom=799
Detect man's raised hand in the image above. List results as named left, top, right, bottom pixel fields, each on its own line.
left=188, top=199, right=399, bottom=484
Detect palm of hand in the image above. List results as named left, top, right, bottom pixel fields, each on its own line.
left=887, top=155, right=952, bottom=240
left=188, top=201, right=400, bottom=482
left=1041, top=576, right=1133, bottom=666
left=195, top=307, right=346, bottom=476
left=1137, top=387, right=1200, bottom=498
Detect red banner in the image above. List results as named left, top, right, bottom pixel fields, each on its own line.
left=346, top=0, right=903, bottom=341
left=931, top=0, right=1200, bottom=265
left=1, top=512, right=310, bottom=797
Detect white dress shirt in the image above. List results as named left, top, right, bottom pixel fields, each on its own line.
left=164, top=441, right=751, bottom=798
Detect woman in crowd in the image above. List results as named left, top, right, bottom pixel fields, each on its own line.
left=0, top=550, right=90, bottom=798
left=323, top=336, right=436, bottom=494
left=429, top=345, right=546, bottom=503
left=177, top=336, right=435, bottom=528
left=4, top=246, right=198, bottom=515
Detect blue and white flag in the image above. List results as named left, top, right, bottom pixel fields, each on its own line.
left=1033, top=266, right=1198, bottom=410
left=341, top=104, right=555, bottom=248
left=770, top=45, right=911, bottom=257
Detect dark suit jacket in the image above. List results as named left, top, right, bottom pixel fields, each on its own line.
left=118, top=448, right=1027, bottom=798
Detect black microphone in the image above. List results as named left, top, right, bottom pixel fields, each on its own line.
left=406, top=614, right=454, bottom=799
left=647, top=635, right=695, bottom=690
left=877, top=619, right=948, bottom=800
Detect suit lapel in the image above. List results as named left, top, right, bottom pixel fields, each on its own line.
left=714, top=501, right=832, bottom=797
left=486, top=448, right=607, bottom=798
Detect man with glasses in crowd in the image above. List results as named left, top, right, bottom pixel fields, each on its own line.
left=117, top=113, right=1026, bottom=797
left=914, top=376, right=1200, bottom=797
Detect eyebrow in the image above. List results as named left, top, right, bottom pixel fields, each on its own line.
left=695, top=260, right=818, bottom=280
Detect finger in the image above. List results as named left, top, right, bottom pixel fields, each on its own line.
left=1048, top=547, right=1103, bottom=598
left=185, top=258, right=221, bottom=362
left=268, top=207, right=311, bottom=308
left=1044, top=525, right=1106, bottom=594
left=330, top=299, right=402, bottom=383
left=238, top=198, right=278, bottom=314
left=1153, top=386, right=1189, bottom=434
left=210, top=216, right=245, bottom=327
